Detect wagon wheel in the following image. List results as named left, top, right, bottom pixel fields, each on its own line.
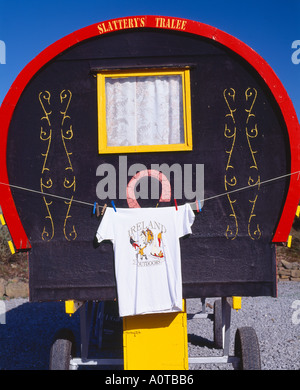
left=213, top=299, right=223, bottom=349
left=49, top=328, right=76, bottom=370
left=234, top=327, right=261, bottom=370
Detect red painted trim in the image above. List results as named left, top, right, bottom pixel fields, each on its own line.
left=0, top=15, right=299, bottom=249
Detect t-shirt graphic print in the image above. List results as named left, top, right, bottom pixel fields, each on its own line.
left=96, top=204, right=195, bottom=317
left=129, top=220, right=166, bottom=266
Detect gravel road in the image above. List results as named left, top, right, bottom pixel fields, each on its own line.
left=187, top=281, right=300, bottom=370
left=0, top=281, right=299, bottom=370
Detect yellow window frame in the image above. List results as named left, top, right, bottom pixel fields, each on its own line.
left=97, top=68, right=193, bottom=154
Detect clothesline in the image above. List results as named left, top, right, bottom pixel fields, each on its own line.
left=0, top=170, right=299, bottom=211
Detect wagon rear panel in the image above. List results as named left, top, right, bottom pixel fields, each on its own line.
left=5, top=27, right=291, bottom=300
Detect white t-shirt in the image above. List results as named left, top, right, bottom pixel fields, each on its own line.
left=96, top=203, right=195, bottom=317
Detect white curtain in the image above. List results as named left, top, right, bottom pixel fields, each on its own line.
left=105, top=75, right=184, bottom=147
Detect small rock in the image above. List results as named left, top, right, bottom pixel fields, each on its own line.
left=5, top=280, right=28, bottom=298
left=291, top=269, right=300, bottom=278
left=0, top=278, right=6, bottom=297
left=278, top=268, right=291, bottom=276
left=281, top=259, right=293, bottom=269
left=279, top=275, right=290, bottom=279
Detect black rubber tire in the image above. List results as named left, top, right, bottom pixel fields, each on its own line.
left=213, top=299, right=223, bottom=349
left=49, top=328, right=76, bottom=370
left=234, top=327, right=261, bottom=370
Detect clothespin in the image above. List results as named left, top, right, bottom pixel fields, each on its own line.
left=93, top=202, right=101, bottom=217
left=196, top=200, right=202, bottom=213
left=198, top=200, right=202, bottom=212
left=93, top=202, right=97, bottom=215
left=174, top=198, right=178, bottom=211
left=101, top=203, right=107, bottom=216
left=111, top=200, right=117, bottom=212
left=96, top=203, right=100, bottom=217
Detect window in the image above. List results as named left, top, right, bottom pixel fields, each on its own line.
left=97, top=68, right=192, bottom=153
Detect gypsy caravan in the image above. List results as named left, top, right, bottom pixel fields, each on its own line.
left=0, top=16, right=299, bottom=369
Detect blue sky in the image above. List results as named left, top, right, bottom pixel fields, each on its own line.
left=0, top=0, right=299, bottom=120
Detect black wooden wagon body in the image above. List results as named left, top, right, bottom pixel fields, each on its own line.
left=0, top=16, right=299, bottom=304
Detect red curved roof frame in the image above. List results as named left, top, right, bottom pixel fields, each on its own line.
left=0, top=15, right=299, bottom=249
